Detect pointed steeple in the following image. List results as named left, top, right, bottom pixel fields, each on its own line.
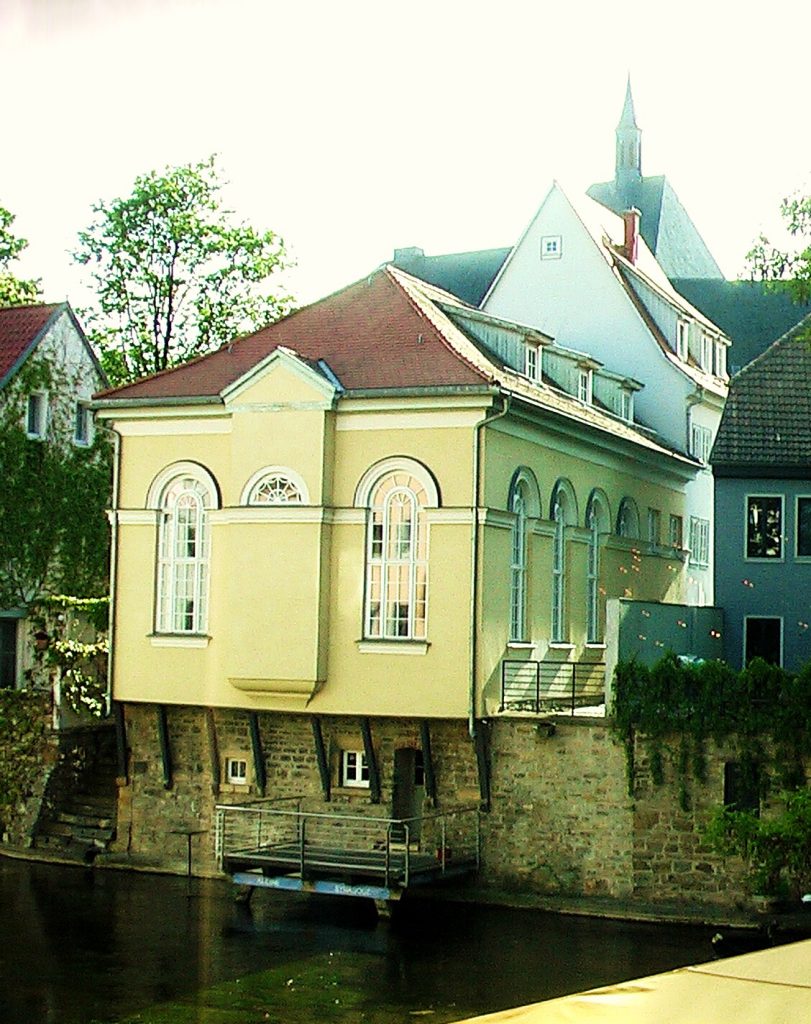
left=615, top=77, right=642, bottom=187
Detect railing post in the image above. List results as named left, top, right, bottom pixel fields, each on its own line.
left=384, top=823, right=392, bottom=888
left=535, top=660, right=541, bottom=714
left=440, top=816, right=447, bottom=873
left=403, top=823, right=410, bottom=887
left=299, top=815, right=307, bottom=877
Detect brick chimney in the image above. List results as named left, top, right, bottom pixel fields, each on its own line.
left=623, top=208, right=641, bottom=264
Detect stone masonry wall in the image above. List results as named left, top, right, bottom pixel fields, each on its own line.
left=115, top=704, right=750, bottom=908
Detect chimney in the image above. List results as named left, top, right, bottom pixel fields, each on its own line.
left=623, top=208, right=640, bottom=264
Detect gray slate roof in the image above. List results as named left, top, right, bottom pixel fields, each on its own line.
left=587, top=176, right=724, bottom=281
left=389, top=247, right=510, bottom=306
left=710, top=313, right=811, bottom=474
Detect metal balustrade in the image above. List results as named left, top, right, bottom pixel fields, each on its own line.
left=501, top=660, right=606, bottom=715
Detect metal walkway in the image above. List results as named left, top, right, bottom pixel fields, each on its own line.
left=215, top=798, right=480, bottom=902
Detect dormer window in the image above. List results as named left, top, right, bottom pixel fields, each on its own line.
left=540, top=235, right=562, bottom=260
left=700, top=334, right=713, bottom=372
left=620, top=389, right=633, bottom=423
left=676, top=320, right=689, bottom=361
left=525, top=343, right=541, bottom=382
left=578, top=368, right=592, bottom=405
left=714, top=340, right=728, bottom=379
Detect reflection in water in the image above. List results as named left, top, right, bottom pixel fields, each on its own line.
left=0, top=858, right=714, bottom=1023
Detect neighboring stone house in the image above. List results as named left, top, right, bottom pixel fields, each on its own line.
left=0, top=303, right=107, bottom=690
left=710, top=315, right=811, bottom=670
left=95, top=265, right=717, bottom=896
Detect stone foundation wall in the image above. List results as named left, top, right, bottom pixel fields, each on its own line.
left=115, top=704, right=748, bottom=907
left=0, top=690, right=57, bottom=846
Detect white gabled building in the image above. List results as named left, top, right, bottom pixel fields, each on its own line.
left=481, top=182, right=729, bottom=604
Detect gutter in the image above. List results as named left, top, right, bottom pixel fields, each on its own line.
left=103, top=424, right=122, bottom=715
left=469, top=395, right=512, bottom=737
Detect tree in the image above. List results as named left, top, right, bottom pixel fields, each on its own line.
left=0, top=205, right=41, bottom=307
left=748, top=191, right=811, bottom=304
left=73, top=156, right=292, bottom=385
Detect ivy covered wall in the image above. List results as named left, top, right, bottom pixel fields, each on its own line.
left=0, top=689, right=56, bottom=845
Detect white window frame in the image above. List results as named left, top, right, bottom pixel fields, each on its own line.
left=156, top=474, right=213, bottom=635
left=578, top=368, right=592, bottom=405
left=509, top=482, right=528, bottom=642
left=700, top=333, right=713, bottom=372
left=676, top=320, right=689, bottom=361
left=226, top=757, right=249, bottom=785
left=745, top=494, right=784, bottom=561
left=364, top=469, right=429, bottom=641
left=689, top=515, right=710, bottom=567
left=341, top=749, right=370, bottom=789
left=525, top=343, right=540, bottom=382
left=714, top=340, right=727, bottom=379
left=586, top=503, right=602, bottom=645
left=669, top=514, right=684, bottom=549
left=25, top=391, right=47, bottom=439
left=619, top=389, right=633, bottom=423
left=540, top=235, right=562, bottom=260
left=73, top=401, right=92, bottom=446
left=689, top=422, right=713, bottom=463
left=551, top=501, right=566, bottom=643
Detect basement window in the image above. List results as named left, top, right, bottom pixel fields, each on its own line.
left=341, top=750, right=370, bottom=789
left=226, top=757, right=249, bottom=785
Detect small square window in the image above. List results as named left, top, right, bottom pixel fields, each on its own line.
left=540, top=235, right=562, bottom=260
left=226, top=757, right=248, bottom=785
left=26, top=392, right=47, bottom=439
left=341, top=749, right=370, bottom=788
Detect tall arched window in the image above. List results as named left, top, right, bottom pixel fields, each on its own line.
left=364, top=469, right=430, bottom=640
left=586, top=490, right=610, bottom=645
left=155, top=471, right=215, bottom=634
left=510, top=481, right=528, bottom=641
left=550, top=480, right=576, bottom=644
left=617, top=497, right=640, bottom=539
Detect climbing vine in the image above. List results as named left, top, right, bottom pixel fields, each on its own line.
left=0, top=353, right=111, bottom=609
left=613, top=653, right=811, bottom=809
left=29, top=596, right=109, bottom=717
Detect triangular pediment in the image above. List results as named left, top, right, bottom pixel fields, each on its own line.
left=221, top=345, right=339, bottom=408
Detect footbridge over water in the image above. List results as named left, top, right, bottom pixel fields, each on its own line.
left=215, top=798, right=481, bottom=903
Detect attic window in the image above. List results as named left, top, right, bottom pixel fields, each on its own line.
left=620, top=389, right=633, bottom=422
left=714, top=340, right=727, bottom=379
left=540, top=235, right=562, bottom=260
left=25, top=392, right=47, bottom=439
left=578, top=368, right=592, bottom=405
left=700, top=334, right=713, bottom=372
left=525, top=343, right=541, bottom=382
left=676, top=321, right=689, bottom=361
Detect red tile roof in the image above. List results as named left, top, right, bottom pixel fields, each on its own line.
left=95, top=269, right=490, bottom=402
left=0, top=303, right=62, bottom=386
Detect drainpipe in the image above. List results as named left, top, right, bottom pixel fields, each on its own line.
left=103, top=423, right=122, bottom=717
left=469, top=394, right=512, bottom=738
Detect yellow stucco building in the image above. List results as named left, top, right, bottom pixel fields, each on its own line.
left=96, top=267, right=699, bottom=873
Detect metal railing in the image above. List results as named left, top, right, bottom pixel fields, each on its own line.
left=214, top=798, right=481, bottom=889
left=500, top=660, right=605, bottom=715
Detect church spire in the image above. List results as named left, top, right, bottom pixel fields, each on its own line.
left=615, top=77, right=642, bottom=186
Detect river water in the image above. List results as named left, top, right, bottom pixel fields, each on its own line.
left=0, top=857, right=715, bottom=1023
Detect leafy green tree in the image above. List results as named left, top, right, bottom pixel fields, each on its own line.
left=748, top=191, right=811, bottom=304
left=0, top=205, right=41, bottom=307
left=73, top=156, right=292, bottom=385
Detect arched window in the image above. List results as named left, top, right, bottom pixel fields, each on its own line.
left=241, top=466, right=308, bottom=505
left=363, top=468, right=432, bottom=640
left=585, top=490, right=610, bottom=645
left=550, top=480, right=576, bottom=644
left=510, top=481, right=528, bottom=641
left=155, top=472, right=215, bottom=634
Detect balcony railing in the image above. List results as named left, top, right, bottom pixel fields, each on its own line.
left=500, top=660, right=605, bottom=715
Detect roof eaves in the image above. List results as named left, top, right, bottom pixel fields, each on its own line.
left=93, top=394, right=224, bottom=410
left=0, top=302, right=64, bottom=391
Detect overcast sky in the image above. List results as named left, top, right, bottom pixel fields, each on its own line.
left=2, top=0, right=810, bottom=309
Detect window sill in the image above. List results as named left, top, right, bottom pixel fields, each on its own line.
left=332, top=786, right=372, bottom=797
left=149, top=633, right=211, bottom=648
left=548, top=642, right=575, bottom=650
left=357, top=640, right=429, bottom=655
left=507, top=641, right=536, bottom=650
left=585, top=642, right=607, bottom=650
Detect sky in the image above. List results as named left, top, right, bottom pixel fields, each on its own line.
left=1, top=0, right=810, bottom=311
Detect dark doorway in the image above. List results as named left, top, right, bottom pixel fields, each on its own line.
left=391, top=748, right=425, bottom=843
left=0, top=619, right=17, bottom=689
left=744, top=616, right=782, bottom=666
